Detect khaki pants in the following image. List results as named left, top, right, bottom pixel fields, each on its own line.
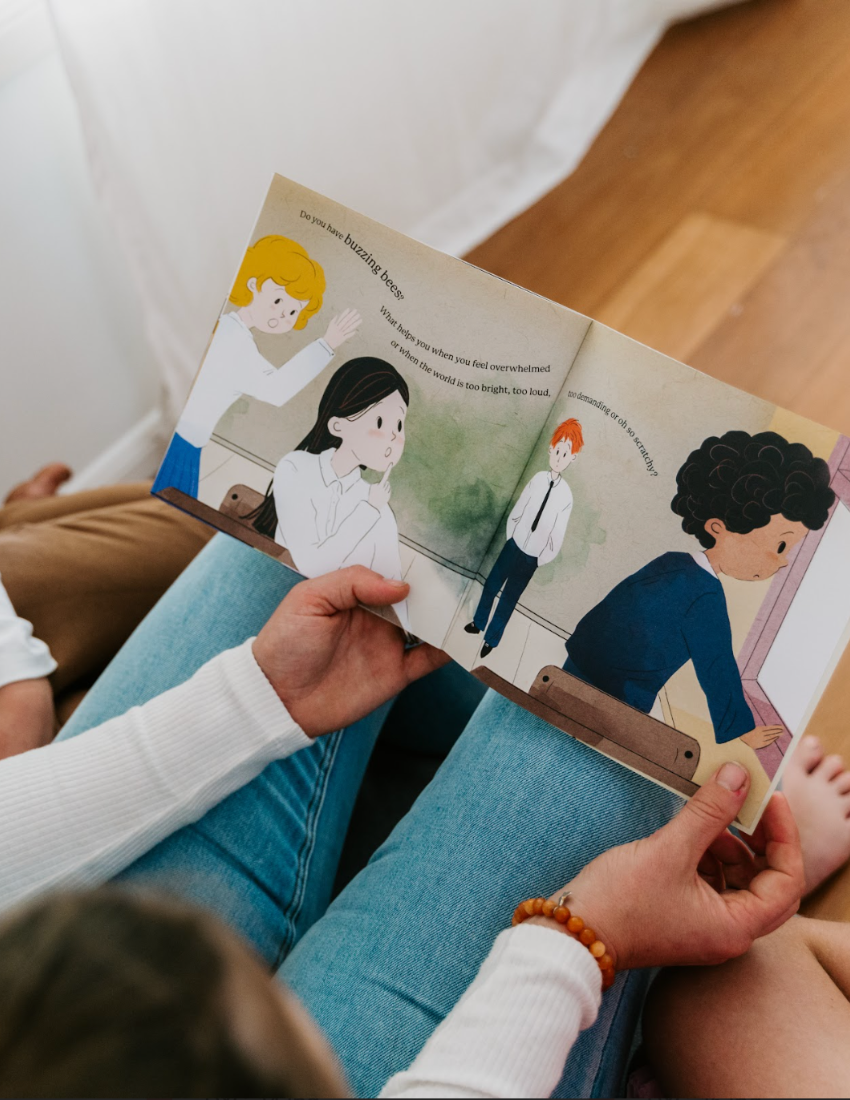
left=0, top=484, right=213, bottom=720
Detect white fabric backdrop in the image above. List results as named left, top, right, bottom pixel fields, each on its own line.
left=50, top=0, right=738, bottom=422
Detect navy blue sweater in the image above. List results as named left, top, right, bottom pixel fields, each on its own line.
left=564, top=552, right=755, bottom=743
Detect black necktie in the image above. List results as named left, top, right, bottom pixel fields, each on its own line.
left=530, top=478, right=555, bottom=533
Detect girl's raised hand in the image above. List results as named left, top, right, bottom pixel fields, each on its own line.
left=529, top=764, right=804, bottom=971
left=252, top=566, right=446, bottom=737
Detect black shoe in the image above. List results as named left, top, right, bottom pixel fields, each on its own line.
left=481, top=643, right=493, bottom=657
left=464, top=622, right=481, bottom=634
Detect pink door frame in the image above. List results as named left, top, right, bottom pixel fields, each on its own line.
left=737, top=434, right=850, bottom=777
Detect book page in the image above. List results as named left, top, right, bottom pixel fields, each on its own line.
left=154, top=174, right=589, bottom=649
left=466, top=319, right=846, bottom=831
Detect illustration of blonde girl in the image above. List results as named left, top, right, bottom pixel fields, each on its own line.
left=154, top=235, right=361, bottom=497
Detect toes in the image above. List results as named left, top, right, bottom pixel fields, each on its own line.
left=36, top=463, right=73, bottom=491
left=819, top=754, right=848, bottom=782
left=837, top=772, right=850, bottom=795
left=794, top=735, right=824, bottom=774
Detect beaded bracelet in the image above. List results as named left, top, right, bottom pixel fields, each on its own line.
left=512, top=892, right=617, bottom=991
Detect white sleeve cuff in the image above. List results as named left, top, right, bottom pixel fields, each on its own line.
left=0, top=576, right=57, bottom=688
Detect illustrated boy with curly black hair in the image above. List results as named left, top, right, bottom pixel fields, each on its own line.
left=563, top=430, right=835, bottom=750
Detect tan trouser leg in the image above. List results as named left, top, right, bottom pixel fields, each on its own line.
left=0, top=493, right=213, bottom=695
left=0, top=482, right=154, bottom=530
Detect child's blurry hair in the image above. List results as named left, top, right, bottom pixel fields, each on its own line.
left=229, top=235, right=326, bottom=330
left=0, top=887, right=346, bottom=1098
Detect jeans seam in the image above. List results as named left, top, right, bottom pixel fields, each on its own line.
left=589, top=972, right=630, bottom=1099
left=273, top=728, right=343, bottom=970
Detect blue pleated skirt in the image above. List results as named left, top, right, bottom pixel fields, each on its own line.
left=152, top=433, right=202, bottom=498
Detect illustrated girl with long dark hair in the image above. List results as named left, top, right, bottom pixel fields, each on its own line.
left=252, top=357, right=411, bottom=628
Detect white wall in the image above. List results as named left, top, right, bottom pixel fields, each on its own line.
left=53, top=0, right=731, bottom=428
left=0, top=1, right=158, bottom=498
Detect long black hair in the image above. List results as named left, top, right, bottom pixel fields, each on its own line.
left=249, top=357, right=410, bottom=538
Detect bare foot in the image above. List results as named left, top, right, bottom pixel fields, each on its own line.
left=783, top=735, right=850, bottom=895
left=4, top=463, right=72, bottom=504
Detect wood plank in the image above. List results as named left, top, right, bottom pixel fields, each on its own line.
left=689, top=172, right=850, bottom=428
left=467, top=0, right=850, bottom=321
left=594, top=212, right=786, bottom=362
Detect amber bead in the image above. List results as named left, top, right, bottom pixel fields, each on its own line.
left=512, top=898, right=615, bottom=992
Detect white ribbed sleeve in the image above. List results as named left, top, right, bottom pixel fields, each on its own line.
left=381, top=924, right=602, bottom=1099
left=0, top=640, right=310, bottom=915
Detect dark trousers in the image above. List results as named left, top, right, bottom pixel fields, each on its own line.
left=472, top=538, right=538, bottom=648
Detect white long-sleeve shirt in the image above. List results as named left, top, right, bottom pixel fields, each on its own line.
left=507, top=471, right=573, bottom=566
left=0, top=641, right=600, bottom=1097
left=382, top=925, right=601, bottom=1099
left=0, top=574, right=57, bottom=689
left=177, top=311, right=334, bottom=447
left=0, top=640, right=309, bottom=911
left=273, top=447, right=411, bottom=630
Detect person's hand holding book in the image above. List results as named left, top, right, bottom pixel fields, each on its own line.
left=252, top=565, right=447, bottom=738
left=528, top=762, right=804, bottom=972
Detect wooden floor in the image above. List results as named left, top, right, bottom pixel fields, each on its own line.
left=469, top=0, right=850, bottom=434
left=468, top=0, right=850, bottom=921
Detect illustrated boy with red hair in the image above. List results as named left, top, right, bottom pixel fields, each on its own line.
left=466, top=418, right=583, bottom=657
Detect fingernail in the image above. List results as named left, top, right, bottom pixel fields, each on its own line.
left=717, top=762, right=748, bottom=792
left=387, top=579, right=407, bottom=589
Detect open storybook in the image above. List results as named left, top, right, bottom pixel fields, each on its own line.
left=154, top=174, right=850, bottom=832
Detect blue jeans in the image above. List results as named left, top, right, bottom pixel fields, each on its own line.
left=59, top=535, right=680, bottom=1098
left=473, top=537, right=538, bottom=647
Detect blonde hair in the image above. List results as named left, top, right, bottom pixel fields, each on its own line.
left=229, top=235, right=326, bottom=330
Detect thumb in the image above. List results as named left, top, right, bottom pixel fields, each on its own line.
left=666, top=762, right=751, bottom=859
left=295, top=565, right=408, bottom=616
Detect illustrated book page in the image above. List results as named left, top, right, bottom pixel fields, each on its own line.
left=153, top=173, right=589, bottom=646
left=440, top=319, right=850, bottom=830
left=154, top=174, right=850, bottom=831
